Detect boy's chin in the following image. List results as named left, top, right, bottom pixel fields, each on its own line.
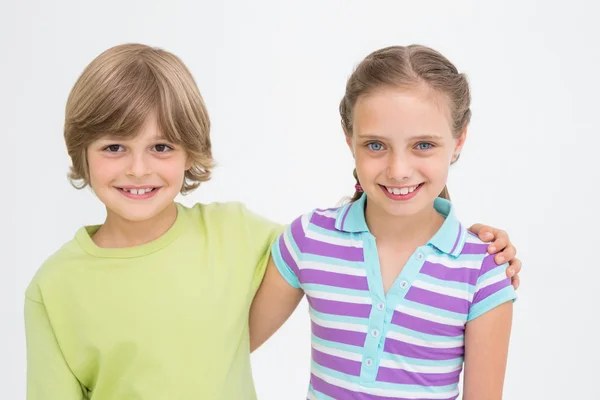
left=106, top=200, right=174, bottom=223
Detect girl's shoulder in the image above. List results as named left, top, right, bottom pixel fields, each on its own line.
left=277, top=203, right=358, bottom=258
left=285, top=203, right=350, bottom=232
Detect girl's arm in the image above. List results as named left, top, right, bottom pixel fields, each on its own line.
left=24, top=297, right=85, bottom=399
left=249, top=256, right=304, bottom=352
left=462, top=301, right=513, bottom=400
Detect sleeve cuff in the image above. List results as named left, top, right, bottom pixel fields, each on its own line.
left=271, top=238, right=301, bottom=289
left=467, top=286, right=517, bottom=322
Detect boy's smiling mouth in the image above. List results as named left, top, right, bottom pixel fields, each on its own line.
left=115, top=186, right=161, bottom=199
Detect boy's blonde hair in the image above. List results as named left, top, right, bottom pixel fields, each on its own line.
left=64, top=43, right=213, bottom=194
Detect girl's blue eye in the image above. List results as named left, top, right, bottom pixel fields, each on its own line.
left=368, top=142, right=384, bottom=151
left=416, top=142, right=434, bottom=150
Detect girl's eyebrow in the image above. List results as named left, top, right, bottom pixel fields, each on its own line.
left=356, top=133, right=444, bottom=140
left=355, top=134, right=388, bottom=141
left=409, top=134, right=445, bottom=140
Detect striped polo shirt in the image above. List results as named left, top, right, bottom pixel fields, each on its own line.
left=271, top=193, right=516, bottom=399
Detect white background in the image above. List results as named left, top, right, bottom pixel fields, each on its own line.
left=1, top=0, right=599, bottom=399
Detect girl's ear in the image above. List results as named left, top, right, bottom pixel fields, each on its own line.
left=346, top=135, right=355, bottom=158
left=453, top=128, right=468, bottom=160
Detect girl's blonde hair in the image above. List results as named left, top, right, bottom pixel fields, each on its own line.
left=64, top=43, right=213, bottom=194
left=339, top=45, right=471, bottom=202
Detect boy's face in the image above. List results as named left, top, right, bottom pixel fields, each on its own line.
left=86, top=112, right=191, bottom=223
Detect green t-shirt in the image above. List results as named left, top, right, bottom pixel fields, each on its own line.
left=24, top=201, right=283, bottom=400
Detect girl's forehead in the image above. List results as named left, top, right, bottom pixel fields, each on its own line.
left=353, top=89, right=453, bottom=139
left=357, top=87, right=450, bottom=118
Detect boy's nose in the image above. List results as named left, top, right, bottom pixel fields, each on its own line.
left=126, top=154, right=152, bottom=178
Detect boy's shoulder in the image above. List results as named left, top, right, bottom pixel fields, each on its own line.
left=179, top=200, right=285, bottom=237
left=25, top=234, right=86, bottom=302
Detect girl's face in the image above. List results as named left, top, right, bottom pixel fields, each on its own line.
left=347, top=85, right=466, bottom=219
left=86, top=112, right=191, bottom=224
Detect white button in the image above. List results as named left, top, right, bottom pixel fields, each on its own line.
left=400, top=280, right=409, bottom=289
left=417, top=252, right=424, bottom=260
left=365, top=358, right=373, bottom=367
left=371, top=329, right=380, bottom=337
left=376, top=302, right=385, bottom=311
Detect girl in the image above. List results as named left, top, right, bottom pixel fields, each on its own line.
left=250, top=45, right=516, bottom=399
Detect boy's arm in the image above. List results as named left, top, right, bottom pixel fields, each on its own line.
left=468, top=224, right=522, bottom=290
left=24, top=296, right=85, bottom=400
left=462, top=301, right=513, bottom=399
left=249, top=256, right=303, bottom=352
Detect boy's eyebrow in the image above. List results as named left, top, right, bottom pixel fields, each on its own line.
left=99, top=134, right=169, bottom=142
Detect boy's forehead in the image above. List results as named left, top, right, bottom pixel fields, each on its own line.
left=101, top=112, right=166, bottom=140
left=96, top=131, right=166, bottom=142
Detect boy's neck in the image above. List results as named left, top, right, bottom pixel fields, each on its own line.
left=365, top=200, right=444, bottom=246
left=92, top=202, right=178, bottom=249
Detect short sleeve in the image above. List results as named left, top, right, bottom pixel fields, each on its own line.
left=467, top=254, right=517, bottom=322
left=239, top=208, right=285, bottom=294
left=24, top=295, right=85, bottom=399
left=270, top=214, right=307, bottom=289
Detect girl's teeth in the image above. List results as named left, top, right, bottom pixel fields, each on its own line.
left=386, top=185, right=419, bottom=195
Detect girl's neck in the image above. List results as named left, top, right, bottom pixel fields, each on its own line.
left=365, top=200, right=444, bottom=246
left=92, top=202, right=178, bottom=248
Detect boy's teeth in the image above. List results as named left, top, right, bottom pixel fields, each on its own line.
left=125, top=188, right=153, bottom=195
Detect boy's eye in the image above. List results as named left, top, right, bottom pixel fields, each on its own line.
left=416, top=142, right=434, bottom=150
left=153, top=144, right=173, bottom=152
left=104, top=144, right=124, bottom=152
left=367, top=142, right=384, bottom=151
